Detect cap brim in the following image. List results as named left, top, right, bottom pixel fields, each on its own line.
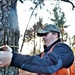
left=37, top=30, right=49, bottom=37
left=37, top=33, right=47, bottom=37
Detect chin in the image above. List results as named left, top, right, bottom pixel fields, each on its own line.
left=44, top=43, right=48, bottom=46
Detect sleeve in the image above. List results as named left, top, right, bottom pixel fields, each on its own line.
left=10, top=43, right=74, bottom=74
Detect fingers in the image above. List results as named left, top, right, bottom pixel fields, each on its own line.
left=0, top=45, right=12, bottom=52
left=0, top=62, right=5, bottom=67
left=0, top=62, right=9, bottom=67
left=6, top=45, right=12, bottom=52
left=0, top=45, right=8, bottom=51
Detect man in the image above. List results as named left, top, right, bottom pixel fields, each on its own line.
left=0, top=24, right=74, bottom=75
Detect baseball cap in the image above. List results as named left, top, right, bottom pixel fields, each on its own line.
left=37, top=24, right=60, bottom=37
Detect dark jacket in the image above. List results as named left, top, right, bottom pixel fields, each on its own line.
left=10, top=39, right=74, bottom=74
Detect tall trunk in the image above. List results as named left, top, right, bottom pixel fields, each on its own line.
left=0, top=0, right=19, bottom=75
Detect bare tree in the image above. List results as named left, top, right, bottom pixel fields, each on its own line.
left=0, top=0, right=19, bottom=75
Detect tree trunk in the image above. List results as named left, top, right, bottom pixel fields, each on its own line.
left=0, top=0, right=19, bottom=75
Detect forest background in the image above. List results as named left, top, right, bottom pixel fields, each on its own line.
left=0, top=0, right=75, bottom=75
left=17, top=0, right=75, bottom=55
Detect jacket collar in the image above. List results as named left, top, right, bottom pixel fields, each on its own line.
left=44, top=39, right=61, bottom=53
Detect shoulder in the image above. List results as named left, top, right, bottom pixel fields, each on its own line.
left=53, top=43, right=74, bottom=68
left=55, top=42, right=71, bottom=49
left=53, top=42, right=72, bottom=52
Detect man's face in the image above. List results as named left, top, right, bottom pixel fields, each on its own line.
left=42, top=32, right=57, bottom=46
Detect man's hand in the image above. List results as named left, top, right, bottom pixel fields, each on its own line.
left=0, top=51, right=13, bottom=67
left=0, top=45, right=12, bottom=52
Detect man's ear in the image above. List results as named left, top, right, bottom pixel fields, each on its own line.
left=54, top=33, right=58, bottom=39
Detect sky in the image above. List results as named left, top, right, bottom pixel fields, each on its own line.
left=17, top=0, right=75, bottom=53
